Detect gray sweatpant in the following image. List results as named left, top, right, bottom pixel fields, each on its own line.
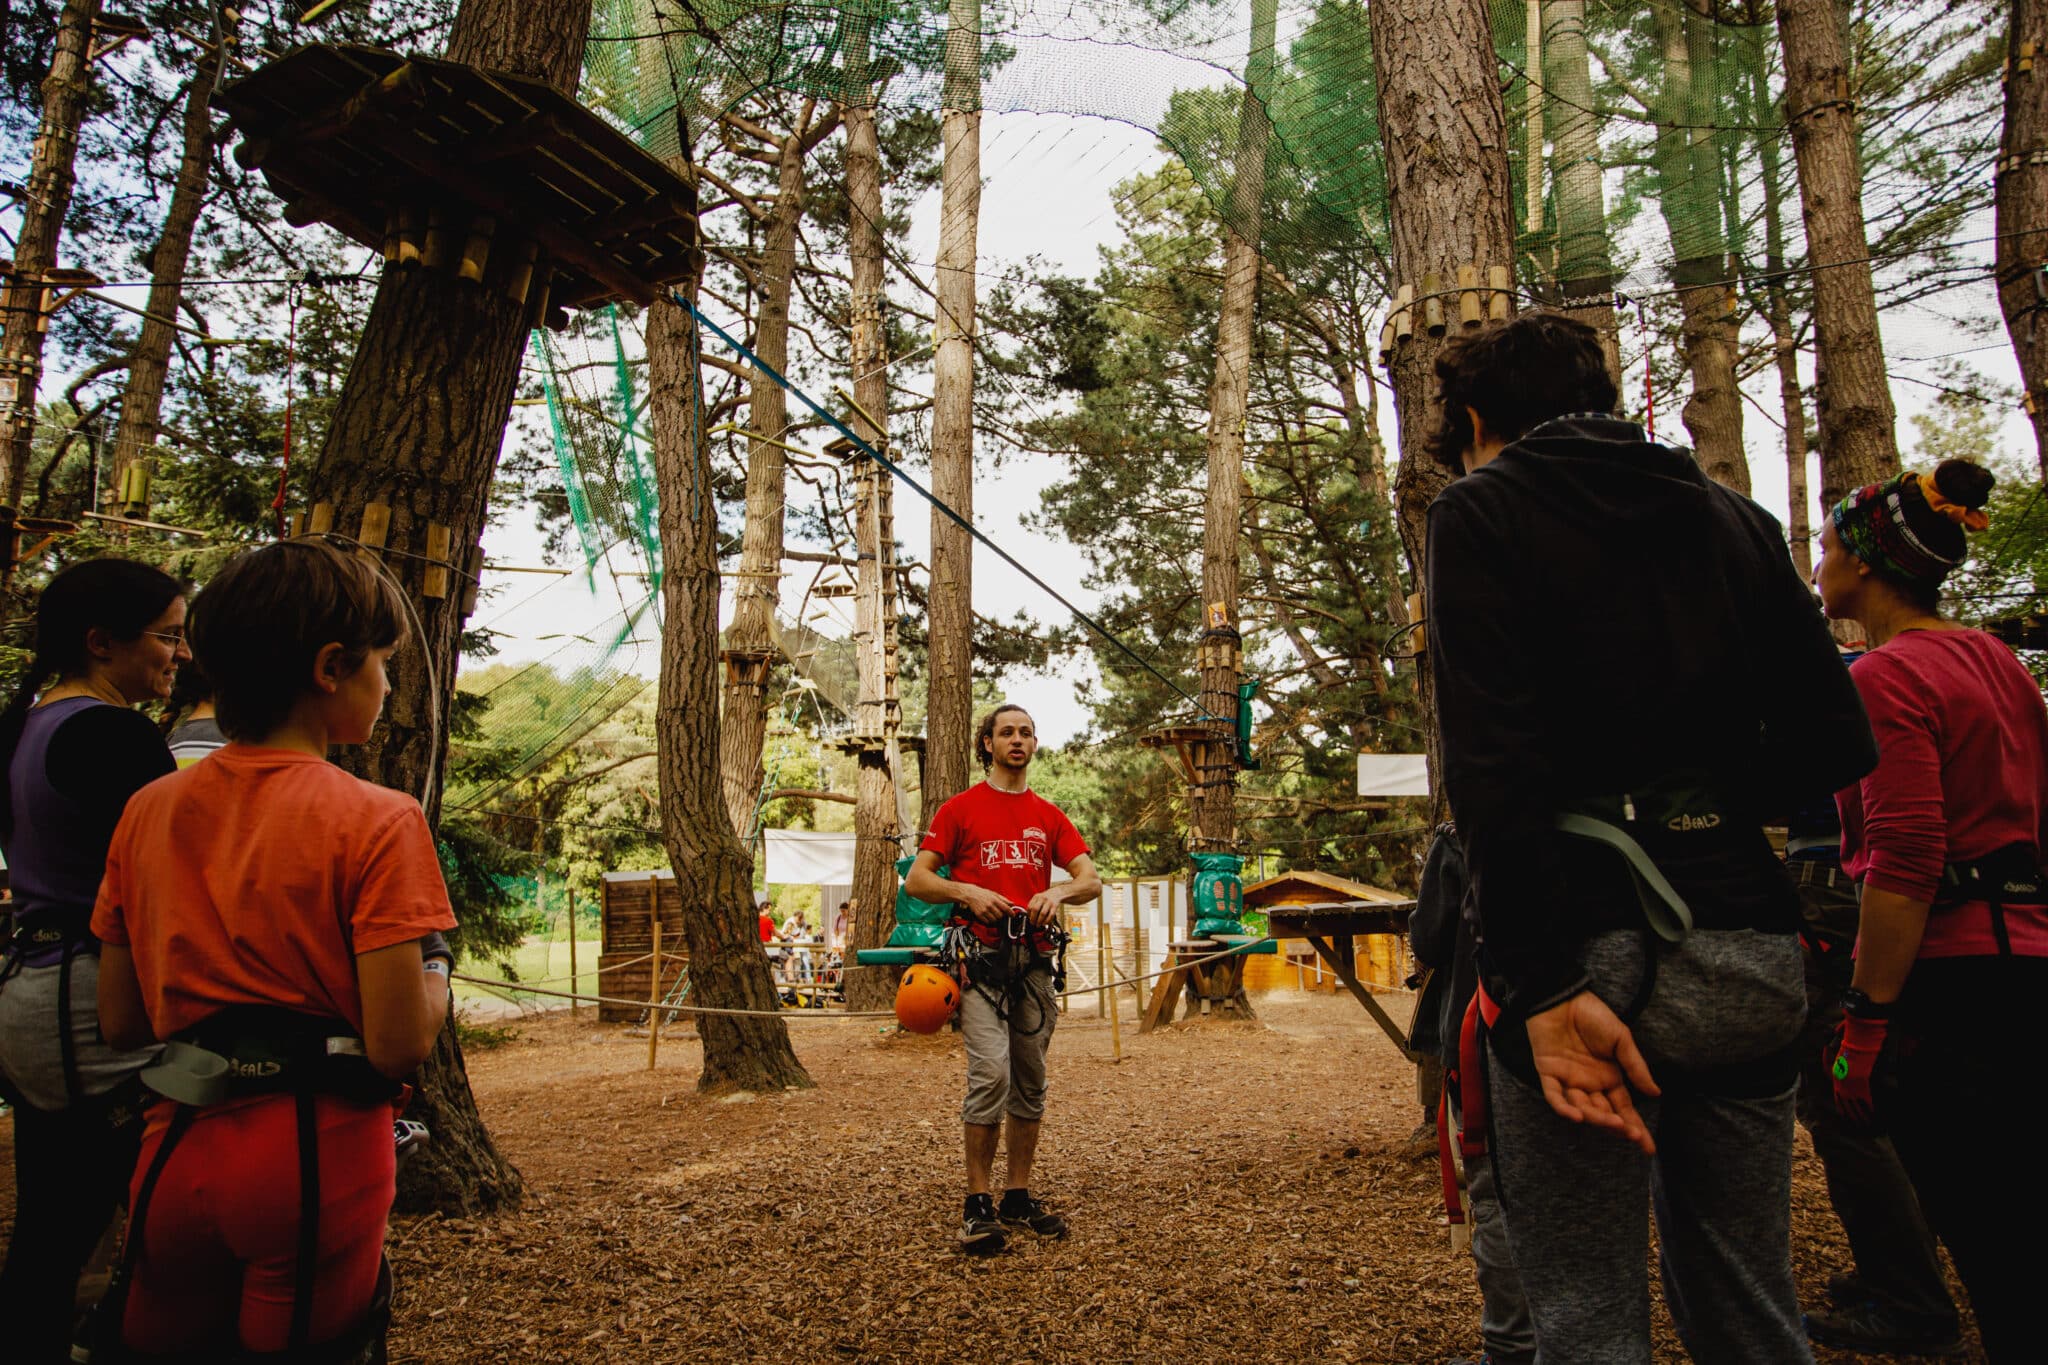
left=1489, top=928, right=1813, bottom=1365
left=959, top=965, right=1057, bottom=1126
left=1450, top=1090, right=1537, bottom=1362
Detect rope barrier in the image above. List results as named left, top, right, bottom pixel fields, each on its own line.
left=447, top=936, right=1285, bottom=1021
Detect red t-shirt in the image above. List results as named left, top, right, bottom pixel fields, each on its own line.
left=920, top=781, right=1089, bottom=946
left=1837, top=628, right=2048, bottom=958
left=757, top=912, right=776, bottom=943
left=92, top=745, right=458, bottom=1038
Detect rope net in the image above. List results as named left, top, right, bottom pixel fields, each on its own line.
left=576, top=0, right=1997, bottom=332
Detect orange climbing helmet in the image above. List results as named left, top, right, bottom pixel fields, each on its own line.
left=894, top=964, right=961, bottom=1034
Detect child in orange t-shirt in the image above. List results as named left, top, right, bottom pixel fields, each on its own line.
left=92, top=539, right=456, bottom=1357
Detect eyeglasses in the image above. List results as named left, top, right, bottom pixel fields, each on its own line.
left=140, top=630, right=189, bottom=650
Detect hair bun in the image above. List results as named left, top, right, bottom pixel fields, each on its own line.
left=1933, top=458, right=1995, bottom=512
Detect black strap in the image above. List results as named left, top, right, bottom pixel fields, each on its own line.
left=291, top=1088, right=321, bottom=1350
left=114, top=1103, right=198, bottom=1318
left=57, top=937, right=83, bottom=1108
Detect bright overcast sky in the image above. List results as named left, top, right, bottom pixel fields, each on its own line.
left=463, top=107, right=2028, bottom=749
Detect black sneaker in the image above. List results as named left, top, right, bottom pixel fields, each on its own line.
left=1826, top=1271, right=1870, bottom=1308
left=998, top=1188, right=1068, bottom=1239
left=1804, top=1302, right=1965, bottom=1357
left=958, top=1194, right=1005, bottom=1254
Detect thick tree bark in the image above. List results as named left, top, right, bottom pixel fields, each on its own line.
left=0, top=0, right=99, bottom=568
left=1998, top=0, right=2048, bottom=476
left=924, top=0, right=981, bottom=830
left=298, top=0, right=594, bottom=1214
left=1777, top=0, right=1899, bottom=504
left=110, top=27, right=231, bottom=518
left=1542, top=1, right=1621, bottom=384
left=842, top=66, right=907, bottom=1012
left=718, top=121, right=808, bottom=836
left=1656, top=1, right=1748, bottom=493
left=648, top=188, right=813, bottom=1094
left=1191, top=0, right=1277, bottom=854
left=1368, top=0, right=1519, bottom=808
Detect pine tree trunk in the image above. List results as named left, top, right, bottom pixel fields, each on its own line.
left=1192, top=0, right=1277, bottom=854
left=1998, top=0, right=2048, bottom=476
left=924, top=0, right=981, bottom=828
left=718, top=124, right=808, bottom=836
left=1758, top=53, right=1815, bottom=578
left=299, top=0, right=593, bottom=1215
left=1542, top=1, right=1621, bottom=383
left=110, top=29, right=230, bottom=519
left=842, top=65, right=905, bottom=1012
left=648, top=181, right=813, bottom=1093
left=1368, top=0, right=1519, bottom=805
left=1656, top=1, right=1749, bottom=493
left=1777, top=0, right=1899, bottom=504
left=0, top=0, right=99, bottom=570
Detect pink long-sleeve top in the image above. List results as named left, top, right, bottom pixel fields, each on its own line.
left=1837, top=627, right=2048, bottom=959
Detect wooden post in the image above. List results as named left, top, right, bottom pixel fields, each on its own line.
left=647, top=918, right=663, bottom=1071
left=1108, top=961, right=1123, bottom=1063
left=1131, top=877, right=1146, bottom=1013
left=1095, top=893, right=1107, bottom=1020
left=567, top=883, right=579, bottom=1017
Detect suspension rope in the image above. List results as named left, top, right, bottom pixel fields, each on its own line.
left=673, top=290, right=1217, bottom=720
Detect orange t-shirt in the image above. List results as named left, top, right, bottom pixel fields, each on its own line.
left=91, top=745, right=457, bottom=1039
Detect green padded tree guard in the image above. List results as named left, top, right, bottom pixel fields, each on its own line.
left=1191, top=851, right=1248, bottom=939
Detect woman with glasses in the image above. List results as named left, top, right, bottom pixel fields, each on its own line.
left=0, top=557, right=185, bottom=1361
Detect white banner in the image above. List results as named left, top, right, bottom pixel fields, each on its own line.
left=763, top=829, right=858, bottom=885
left=1356, top=752, right=1431, bottom=796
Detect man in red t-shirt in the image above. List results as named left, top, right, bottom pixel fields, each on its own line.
left=906, top=703, right=1100, bottom=1253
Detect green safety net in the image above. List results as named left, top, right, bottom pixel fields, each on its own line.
left=580, top=2, right=1901, bottom=303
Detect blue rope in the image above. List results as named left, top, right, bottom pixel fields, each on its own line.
left=671, top=290, right=1214, bottom=719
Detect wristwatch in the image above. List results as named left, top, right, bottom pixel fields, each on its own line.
left=1839, top=986, right=1892, bottom=1019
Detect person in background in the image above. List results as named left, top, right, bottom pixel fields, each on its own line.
left=1410, top=824, right=1535, bottom=1365
left=93, top=538, right=455, bottom=1359
left=832, top=899, right=852, bottom=948
left=1784, top=659, right=1960, bottom=1357
left=780, top=908, right=813, bottom=982
left=163, top=658, right=225, bottom=767
left=0, top=557, right=186, bottom=1362
left=757, top=897, right=777, bottom=946
left=1815, top=459, right=2046, bottom=1363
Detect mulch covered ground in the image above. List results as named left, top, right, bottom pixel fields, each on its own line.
left=2, top=990, right=1983, bottom=1362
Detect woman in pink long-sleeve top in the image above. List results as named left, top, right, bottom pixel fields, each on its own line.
left=1815, top=457, right=2047, bottom=1362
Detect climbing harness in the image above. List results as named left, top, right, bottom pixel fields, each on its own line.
left=941, top=912, right=1071, bottom=1037
left=91, top=1005, right=407, bottom=1364
left=0, top=904, right=98, bottom=1107
left=1438, top=979, right=1502, bottom=1254
left=1933, top=844, right=2048, bottom=957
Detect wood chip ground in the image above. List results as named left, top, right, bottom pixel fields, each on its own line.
left=0, top=991, right=1982, bottom=1361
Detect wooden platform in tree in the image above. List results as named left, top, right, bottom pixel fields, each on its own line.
left=1983, top=612, right=2048, bottom=652
left=1136, top=721, right=1231, bottom=784
left=215, top=43, right=699, bottom=314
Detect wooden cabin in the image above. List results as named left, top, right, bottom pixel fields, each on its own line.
left=597, top=870, right=689, bottom=1023
left=1240, top=868, right=1415, bottom=995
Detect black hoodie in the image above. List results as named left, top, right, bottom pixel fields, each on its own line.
left=1424, top=416, right=1875, bottom=1018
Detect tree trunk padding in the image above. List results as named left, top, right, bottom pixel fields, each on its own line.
left=1997, top=0, right=2048, bottom=477
left=1368, top=0, right=1520, bottom=813
left=648, top=186, right=813, bottom=1094
left=1777, top=0, right=1900, bottom=505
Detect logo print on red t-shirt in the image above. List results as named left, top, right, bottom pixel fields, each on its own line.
left=980, top=837, right=1045, bottom=871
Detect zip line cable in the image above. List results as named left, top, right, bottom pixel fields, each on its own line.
left=675, top=289, right=1219, bottom=721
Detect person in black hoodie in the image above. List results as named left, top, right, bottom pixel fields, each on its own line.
left=1424, top=313, right=1875, bottom=1364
